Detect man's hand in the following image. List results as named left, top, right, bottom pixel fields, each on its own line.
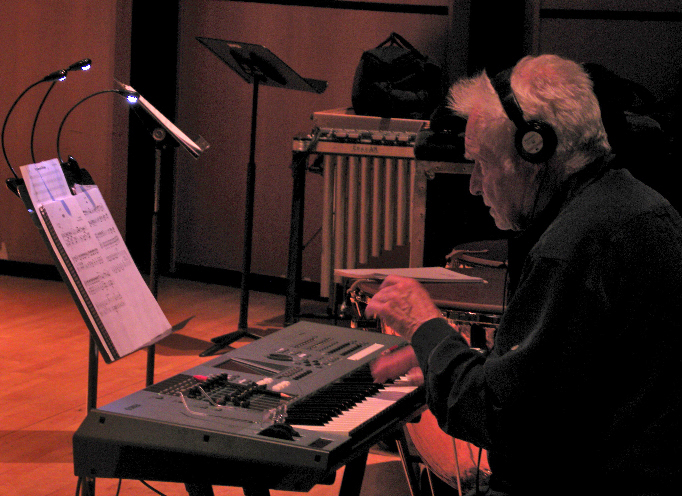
left=365, top=275, right=443, bottom=342
left=370, top=345, right=423, bottom=384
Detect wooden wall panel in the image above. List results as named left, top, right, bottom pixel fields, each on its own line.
left=174, top=0, right=451, bottom=285
left=0, top=0, right=132, bottom=265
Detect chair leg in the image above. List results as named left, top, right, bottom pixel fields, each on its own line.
left=395, top=428, right=424, bottom=496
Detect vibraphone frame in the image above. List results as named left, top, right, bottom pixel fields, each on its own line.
left=285, top=108, right=473, bottom=324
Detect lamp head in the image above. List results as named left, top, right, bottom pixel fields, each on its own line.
left=42, top=69, right=67, bottom=83
left=115, top=89, right=139, bottom=105
left=67, top=59, right=92, bottom=72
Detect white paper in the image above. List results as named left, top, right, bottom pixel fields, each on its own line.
left=114, top=79, right=209, bottom=158
left=334, top=266, right=484, bottom=283
left=22, top=159, right=72, bottom=204
left=21, top=159, right=172, bottom=361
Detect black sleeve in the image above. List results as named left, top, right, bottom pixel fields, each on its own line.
left=410, top=252, right=613, bottom=451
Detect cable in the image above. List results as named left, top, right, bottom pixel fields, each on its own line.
left=30, top=60, right=92, bottom=163
left=302, top=226, right=322, bottom=251
left=502, top=264, right=510, bottom=313
left=476, top=445, right=483, bottom=495
left=139, top=480, right=168, bottom=495
left=451, top=437, right=464, bottom=496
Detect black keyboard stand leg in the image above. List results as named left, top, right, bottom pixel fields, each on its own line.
left=243, top=488, right=270, bottom=496
left=184, top=484, right=269, bottom=496
left=339, top=449, right=369, bottom=496
left=185, top=483, right=214, bottom=496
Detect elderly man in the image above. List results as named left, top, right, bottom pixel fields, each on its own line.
left=367, top=55, right=682, bottom=495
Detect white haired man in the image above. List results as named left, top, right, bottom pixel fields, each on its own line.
left=367, top=54, right=682, bottom=495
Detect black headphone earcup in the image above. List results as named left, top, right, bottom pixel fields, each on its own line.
left=515, top=120, right=558, bottom=164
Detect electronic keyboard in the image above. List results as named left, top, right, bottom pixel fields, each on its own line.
left=73, top=321, right=425, bottom=492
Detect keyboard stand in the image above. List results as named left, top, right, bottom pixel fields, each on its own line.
left=185, top=483, right=270, bottom=496
left=338, top=450, right=369, bottom=495
left=183, top=447, right=391, bottom=496
left=184, top=483, right=213, bottom=496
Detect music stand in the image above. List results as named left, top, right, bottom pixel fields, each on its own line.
left=196, top=37, right=326, bottom=356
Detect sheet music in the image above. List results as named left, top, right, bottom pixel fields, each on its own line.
left=114, top=79, right=209, bottom=159
left=20, top=159, right=172, bottom=361
left=334, top=266, right=484, bottom=283
left=22, top=159, right=72, bottom=204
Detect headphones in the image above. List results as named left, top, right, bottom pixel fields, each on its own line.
left=491, top=68, right=558, bottom=164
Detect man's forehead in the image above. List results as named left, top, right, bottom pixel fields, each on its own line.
left=464, top=111, right=484, bottom=157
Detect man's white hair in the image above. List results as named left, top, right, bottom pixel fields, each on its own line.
left=448, top=54, right=611, bottom=177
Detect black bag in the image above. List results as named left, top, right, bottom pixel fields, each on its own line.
left=351, top=32, right=443, bottom=120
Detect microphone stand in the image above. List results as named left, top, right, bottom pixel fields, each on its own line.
left=195, top=38, right=326, bottom=357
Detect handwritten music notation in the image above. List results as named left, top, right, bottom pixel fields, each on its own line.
left=22, top=159, right=72, bottom=204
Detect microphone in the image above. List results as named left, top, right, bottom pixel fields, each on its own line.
left=114, top=79, right=209, bottom=159
left=30, top=59, right=92, bottom=163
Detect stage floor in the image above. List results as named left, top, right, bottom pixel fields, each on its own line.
left=0, top=274, right=416, bottom=496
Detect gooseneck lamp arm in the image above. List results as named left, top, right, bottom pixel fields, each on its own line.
left=56, top=89, right=139, bottom=165
left=30, top=59, right=92, bottom=163
left=1, top=69, right=67, bottom=178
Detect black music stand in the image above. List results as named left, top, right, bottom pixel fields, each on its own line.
left=196, top=37, right=327, bottom=356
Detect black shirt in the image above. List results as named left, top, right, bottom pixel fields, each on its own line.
left=411, top=165, right=682, bottom=495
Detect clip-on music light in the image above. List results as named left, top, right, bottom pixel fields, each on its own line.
left=195, top=37, right=327, bottom=356
left=5, top=73, right=209, bottom=414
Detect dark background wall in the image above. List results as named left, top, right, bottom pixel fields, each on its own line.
left=169, top=0, right=453, bottom=289
left=2, top=0, right=680, bottom=296
left=0, top=0, right=131, bottom=274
